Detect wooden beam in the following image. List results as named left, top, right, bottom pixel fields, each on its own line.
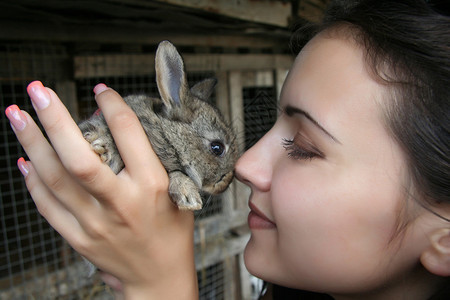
left=154, top=0, right=291, bottom=27
left=194, top=233, right=250, bottom=270
left=194, top=211, right=248, bottom=244
left=74, top=53, right=293, bottom=78
left=297, top=0, right=331, bottom=23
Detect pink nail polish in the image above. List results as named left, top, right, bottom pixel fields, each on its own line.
left=27, top=81, right=50, bottom=110
left=93, top=83, right=108, bottom=95
left=5, top=105, right=27, bottom=131
left=17, top=157, right=29, bottom=177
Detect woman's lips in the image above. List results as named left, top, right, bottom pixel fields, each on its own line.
left=248, top=202, right=276, bottom=229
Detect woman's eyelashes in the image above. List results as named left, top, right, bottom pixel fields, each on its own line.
left=282, top=135, right=324, bottom=160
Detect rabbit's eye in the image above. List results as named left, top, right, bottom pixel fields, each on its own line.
left=210, top=141, right=225, bottom=157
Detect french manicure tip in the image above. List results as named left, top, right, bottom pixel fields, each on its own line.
left=27, top=80, right=43, bottom=92
left=5, top=104, right=18, bottom=115
left=93, top=83, right=108, bottom=95
left=5, top=105, right=27, bottom=131
left=17, top=157, right=29, bottom=177
left=27, top=81, right=50, bottom=110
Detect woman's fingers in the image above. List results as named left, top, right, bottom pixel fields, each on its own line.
left=6, top=82, right=119, bottom=226
left=93, top=85, right=169, bottom=190
left=18, top=159, right=87, bottom=245
left=6, top=107, right=92, bottom=216
left=100, top=271, right=124, bottom=292
left=26, top=81, right=119, bottom=202
left=6, top=82, right=197, bottom=294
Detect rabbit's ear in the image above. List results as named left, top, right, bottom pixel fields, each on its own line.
left=190, top=78, right=217, bottom=101
left=155, top=41, right=189, bottom=109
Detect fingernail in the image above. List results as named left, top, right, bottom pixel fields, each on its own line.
left=27, top=81, right=50, bottom=110
left=5, top=105, right=27, bottom=131
left=93, top=108, right=102, bottom=117
left=93, top=83, right=108, bottom=95
left=17, top=157, right=29, bottom=177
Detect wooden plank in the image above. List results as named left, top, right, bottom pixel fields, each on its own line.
left=239, top=253, right=253, bottom=300
left=221, top=181, right=235, bottom=216
left=194, top=233, right=250, bottom=270
left=216, top=55, right=293, bottom=72
left=74, top=54, right=293, bottom=78
left=73, top=54, right=155, bottom=79
left=194, top=210, right=248, bottom=244
left=297, top=0, right=331, bottom=23
left=0, top=20, right=289, bottom=49
left=240, top=70, right=274, bottom=88
left=153, top=0, right=291, bottom=27
left=215, top=71, right=231, bottom=122
left=229, top=71, right=245, bottom=154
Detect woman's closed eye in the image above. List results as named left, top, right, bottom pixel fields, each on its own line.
left=282, top=135, right=324, bottom=160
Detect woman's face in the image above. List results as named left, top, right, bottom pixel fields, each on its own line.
left=235, top=33, right=433, bottom=295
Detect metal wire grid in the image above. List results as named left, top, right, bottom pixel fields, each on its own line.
left=242, top=87, right=278, bottom=150
left=0, top=43, right=100, bottom=299
left=198, top=262, right=226, bottom=300
left=75, top=69, right=228, bottom=298
left=0, top=42, right=279, bottom=299
left=76, top=75, right=158, bottom=120
left=0, top=44, right=244, bottom=299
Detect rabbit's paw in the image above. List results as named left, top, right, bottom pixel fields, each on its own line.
left=83, top=131, right=112, bottom=164
left=169, top=172, right=203, bottom=210
left=174, top=191, right=203, bottom=210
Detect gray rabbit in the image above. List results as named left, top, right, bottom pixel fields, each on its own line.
left=78, top=41, right=238, bottom=211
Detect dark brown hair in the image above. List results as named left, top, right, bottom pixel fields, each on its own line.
left=291, top=0, right=450, bottom=219
left=266, top=1, right=449, bottom=299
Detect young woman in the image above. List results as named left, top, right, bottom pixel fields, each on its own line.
left=5, top=0, right=449, bottom=299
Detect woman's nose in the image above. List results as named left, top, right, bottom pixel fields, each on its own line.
left=235, top=129, right=277, bottom=192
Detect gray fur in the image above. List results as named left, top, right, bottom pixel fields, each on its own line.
left=79, top=41, right=238, bottom=211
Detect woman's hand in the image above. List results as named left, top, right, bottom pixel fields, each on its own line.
left=5, top=81, right=198, bottom=299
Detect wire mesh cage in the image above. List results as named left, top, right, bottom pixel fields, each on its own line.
left=0, top=40, right=289, bottom=299
left=0, top=43, right=103, bottom=299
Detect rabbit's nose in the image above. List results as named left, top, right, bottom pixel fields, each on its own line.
left=204, top=170, right=234, bottom=194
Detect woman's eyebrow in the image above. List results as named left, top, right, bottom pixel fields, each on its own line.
left=284, top=105, right=341, bottom=144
